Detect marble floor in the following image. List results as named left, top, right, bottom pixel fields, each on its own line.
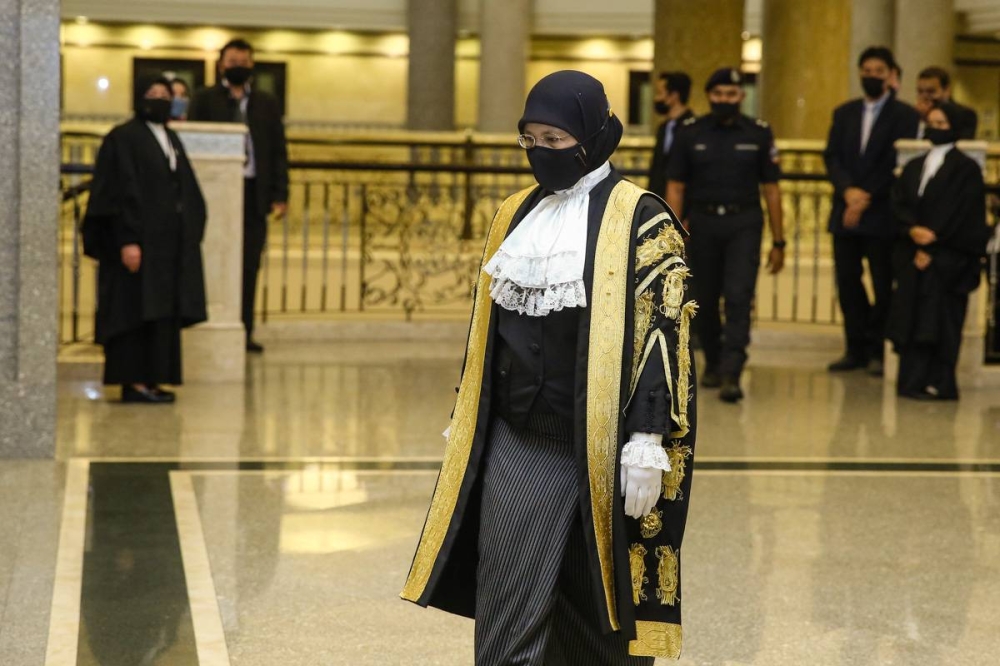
left=2, top=338, right=999, bottom=665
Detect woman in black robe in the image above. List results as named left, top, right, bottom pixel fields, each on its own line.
left=889, top=102, right=991, bottom=400
left=83, top=76, right=208, bottom=403
left=402, top=71, right=698, bottom=664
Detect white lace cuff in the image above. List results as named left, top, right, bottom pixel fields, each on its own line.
left=620, top=434, right=671, bottom=472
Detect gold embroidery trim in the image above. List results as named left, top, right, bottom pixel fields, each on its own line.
left=628, top=543, right=648, bottom=606
left=674, top=300, right=698, bottom=437
left=660, top=266, right=690, bottom=320
left=628, top=621, right=683, bottom=659
left=655, top=545, right=680, bottom=606
left=636, top=211, right=672, bottom=238
left=662, top=444, right=693, bottom=501
left=635, top=255, right=684, bottom=297
left=639, top=507, right=663, bottom=539
left=630, top=289, right=655, bottom=392
left=400, top=185, right=535, bottom=602
left=635, top=223, right=686, bottom=271
left=587, top=180, right=644, bottom=630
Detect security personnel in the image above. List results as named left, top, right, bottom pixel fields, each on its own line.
left=667, top=67, right=786, bottom=402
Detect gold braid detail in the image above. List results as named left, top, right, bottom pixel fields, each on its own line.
left=635, top=223, right=685, bottom=271
left=655, top=545, right=680, bottom=606
left=628, top=621, right=683, bottom=659
left=630, top=289, right=655, bottom=394
left=662, top=444, right=693, bottom=501
left=628, top=544, right=649, bottom=606
left=674, top=300, right=698, bottom=436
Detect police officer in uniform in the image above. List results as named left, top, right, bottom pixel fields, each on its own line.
left=667, top=68, right=786, bottom=402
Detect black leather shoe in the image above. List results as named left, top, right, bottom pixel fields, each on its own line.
left=122, top=385, right=173, bottom=404
left=151, top=386, right=176, bottom=403
left=719, top=377, right=744, bottom=403
left=246, top=340, right=265, bottom=354
left=866, top=359, right=885, bottom=377
left=701, top=369, right=722, bottom=389
left=828, top=355, right=867, bottom=372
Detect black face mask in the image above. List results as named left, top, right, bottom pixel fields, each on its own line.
left=925, top=127, right=957, bottom=146
left=526, top=144, right=588, bottom=192
left=137, top=98, right=172, bottom=124
left=224, top=66, right=253, bottom=86
left=861, top=76, right=886, bottom=99
left=654, top=100, right=671, bottom=115
left=710, top=101, right=740, bottom=121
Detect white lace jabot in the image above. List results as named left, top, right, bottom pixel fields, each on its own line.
left=483, top=161, right=612, bottom=316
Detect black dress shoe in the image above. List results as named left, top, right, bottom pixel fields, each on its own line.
left=246, top=340, right=265, bottom=354
left=122, top=385, right=173, bottom=404
left=719, top=377, right=744, bottom=403
left=828, top=355, right=867, bottom=372
left=151, top=386, right=176, bottom=403
left=866, top=359, right=885, bottom=377
left=701, top=369, right=722, bottom=389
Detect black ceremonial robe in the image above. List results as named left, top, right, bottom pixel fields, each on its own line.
left=888, top=148, right=990, bottom=398
left=82, top=120, right=208, bottom=379
left=402, top=170, right=698, bottom=660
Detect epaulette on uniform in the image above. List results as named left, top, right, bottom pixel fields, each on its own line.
left=683, top=116, right=697, bottom=126
left=755, top=118, right=770, bottom=128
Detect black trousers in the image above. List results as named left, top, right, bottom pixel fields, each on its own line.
left=833, top=234, right=894, bottom=361
left=687, top=209, right=763, bottom=378
left=103, top=319, right=182, bottom=386
left=897, top=293, right=968, bottom=400
left=243, top=179, right=268, bottom=339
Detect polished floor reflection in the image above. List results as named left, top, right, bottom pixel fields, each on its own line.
left=1, top=340, right=998, bottom=665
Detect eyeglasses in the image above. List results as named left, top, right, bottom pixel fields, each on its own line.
left=517, top=133, right=573, bottom=150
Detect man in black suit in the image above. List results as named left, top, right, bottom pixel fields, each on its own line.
left=188, top=38, right=289, bottom=353
left=647, top=72, right=694, bottom=201
left=824, top=46, right=920, bottom=375
left=916, top=67, right=978, bottom=140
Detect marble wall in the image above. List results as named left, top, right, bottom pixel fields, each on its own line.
left=0, top=0, right=61, bottom=458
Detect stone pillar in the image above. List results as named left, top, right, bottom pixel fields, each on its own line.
left=653, top=0, right=744, bottom=117
left=478, top=0, right=531, bottom=133
left=760, top=0, right=852, bottom=139
left=894, top=0, right=955, bottom=104
left=175, top=123, right=248, bottom=383
left=848, top=0, right=895, bottom=98
left=0, top=0, right=60, bottom=458
left=407, top=0, right=458, bottom=130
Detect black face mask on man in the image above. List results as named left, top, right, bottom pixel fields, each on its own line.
left=861, top=76, right=886, bottom=99
left=710, top=101, right=740, bottom=121
left=654, top=100, right=671, bottom=115
left=224, top=66, right=253, bottom=86
left=924, top=127, right=957, bottom=146
left=137, top=98, right=172, bottom=124
left=526, top=143, right=588, bottom=192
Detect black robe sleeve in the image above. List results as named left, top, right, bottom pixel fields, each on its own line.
left=83, top=128, right=149, bottom=258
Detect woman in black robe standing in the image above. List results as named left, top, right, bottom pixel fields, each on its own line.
left=83, top=76, right=208, bottom=403
left=402, top=71, right=698, bottom=664
left=889, top=102, right=991, bottom=400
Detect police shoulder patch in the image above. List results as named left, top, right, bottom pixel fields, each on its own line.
left=683, top=117, right=697, bottom=126
left=755, top=119, right=770, bottom=128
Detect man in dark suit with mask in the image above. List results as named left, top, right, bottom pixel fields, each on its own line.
left=189, top=38, right=289, bottom=354
left=647, top=72, right=694, bottom=201
left=823, top=46, right=920, bottom=376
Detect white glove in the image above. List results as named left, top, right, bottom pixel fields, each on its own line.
left=620, top=433, right=671, bottom=519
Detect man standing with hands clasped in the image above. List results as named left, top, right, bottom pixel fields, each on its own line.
left=189, top=38, right=289, bottom=354
left=823, top=46, right=920, bottom=376
left=667, top=67, right=786, bottom=403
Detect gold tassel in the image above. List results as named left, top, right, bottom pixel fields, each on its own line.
left=675, top=300, right=698, bottom=433
left=655, top=545, right=680, bottom=606
left=629, top=544, right=649, bottom=606
left=630, top=289, right=656, bottom=391
left=662, top=444, right=693, bottom=501
left=639, top=507, right=663, bottom=539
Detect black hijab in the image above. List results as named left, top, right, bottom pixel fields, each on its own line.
left=931, top=101, right=967, bottom=139
left=518, top=70, right=624, bottom=176
left=134, top=74, right=174, bottom=121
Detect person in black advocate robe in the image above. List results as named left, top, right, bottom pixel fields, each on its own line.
left=888, top=102, right=991, bottom=400
left=83, top=75, right=208, bottom=404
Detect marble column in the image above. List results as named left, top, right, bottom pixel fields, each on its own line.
left=760, top=0, right=852, bottom=139
left=175, top=123, right=248, bottom=383
left=407, top=0, right=458, bottom=130
left=653, top=0, right=744, bottom=117
left=0, top=0, right=61, bottom=458
left=894, top=0, right=955, bottom=104
left=478, top=0, right=531, bottom=133
left=849, top=0, right=895, bottom=98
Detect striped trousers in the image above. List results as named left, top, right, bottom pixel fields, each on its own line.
left=474, top=415, right=653, bottom=666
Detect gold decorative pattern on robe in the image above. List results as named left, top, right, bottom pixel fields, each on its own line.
left=630, top=289, right=656, bottom=394
left=654, top=545, right=680, bottom=606
left=587, top=180, right=645, bottom=631
left=628, top=621, right=683, bottom=659
left=628, top=544, right=649, bottom=606
left=662, top=444, right=693, bottom=501
left=660, top=266, right=690, bottom=320
left=639, top=507, right=663, bottom=539
left=674, top=300, right=698, bottom=436
left=400, top=186, right=535, bottom=603
left=635, top=222, right=685, bottom=271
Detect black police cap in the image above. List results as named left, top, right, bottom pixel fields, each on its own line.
left=705, top=68, right=743, bottom=92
